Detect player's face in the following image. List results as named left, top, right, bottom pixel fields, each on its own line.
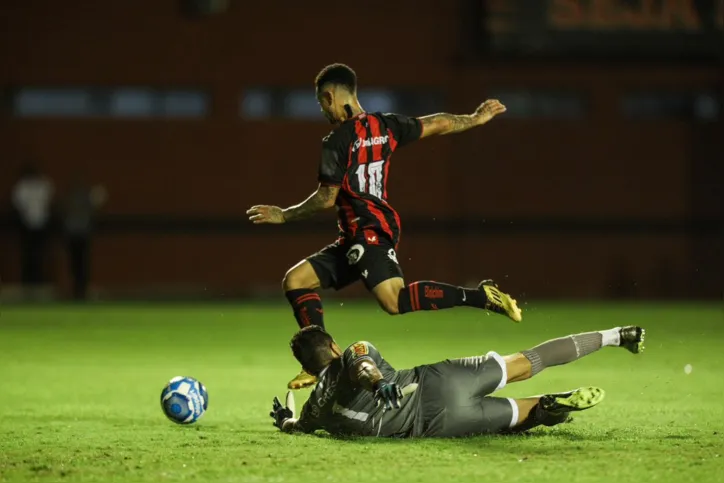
left=297, top=340, right=342, bottom=375
left=317, top=92, right=338, bottom=124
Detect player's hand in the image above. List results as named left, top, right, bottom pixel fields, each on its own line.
left=374, top=380, right=404, bottom=410
left=247, top=205, right=285, bottom=224
left=270, top=396, right=293, bottom=430
left=472, top=99, right=506, bottom=125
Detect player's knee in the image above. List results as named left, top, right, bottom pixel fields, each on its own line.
left=379, top=296, right=400, bottom=315
left=378, top=297, right=400, bottom=315
left=282, top=263, right=319, bottom=292
left=282, top=270, right=308, bottom=291
left=372, top=279, right=404, bottom=315
left=376, top=289, right=402, bottom=315
left=503, top=353, right=533, bottom=383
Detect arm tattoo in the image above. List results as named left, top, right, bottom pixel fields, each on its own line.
left=350, top=359, right=384, bottom=392
left=282, top=185, right=338, bottom=222
left=420, top=113, right=477, bottom=136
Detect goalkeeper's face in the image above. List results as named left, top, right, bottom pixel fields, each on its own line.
left=291, top=326, right=343, bottom=375
left=293, top=340, right=343, bottom=376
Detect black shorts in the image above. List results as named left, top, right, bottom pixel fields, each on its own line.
left=306, top=233, right=403, bottom=291
left=414, top=351, right=516, bottom=438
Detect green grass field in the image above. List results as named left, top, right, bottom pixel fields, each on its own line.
left=1, top=302, right=723, bottom=482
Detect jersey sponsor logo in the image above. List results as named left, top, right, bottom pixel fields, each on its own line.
left=351, top=342, right=369, bottom=357
left=352, top=135, right=389, bottom=152
left=316, top=375, right=339, bottom=410
left=346, top=244, right=365, bottom=265
left=424, top=286, right=445, bottom=299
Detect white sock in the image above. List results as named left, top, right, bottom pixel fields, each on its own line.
left=599, top=327, right=621, bottom=347
left=507, top=398, right=520, bottom=428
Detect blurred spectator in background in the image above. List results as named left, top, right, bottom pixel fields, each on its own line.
left=11, top=162, right=54, bottom=287
left=63, top=173, right=107, bottom=300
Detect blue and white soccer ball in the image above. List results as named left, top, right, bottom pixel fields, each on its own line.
left=160, top=376, right=209, bottom=425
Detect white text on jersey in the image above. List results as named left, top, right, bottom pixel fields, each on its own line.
left=352, top=136, right=389, bottom=152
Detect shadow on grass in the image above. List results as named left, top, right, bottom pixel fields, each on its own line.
left=314, top=427, right=696, bottom=446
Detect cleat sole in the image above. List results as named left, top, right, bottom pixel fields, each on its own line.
left=481, top=284, right=523, bottom=323
left=639, top=328, right=646, bottom=353
left=287, top=371, right=317, bottom=390
left=543, top=387, right=605, bottom=413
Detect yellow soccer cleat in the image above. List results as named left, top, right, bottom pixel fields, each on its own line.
left=287, top=369, right=317, bottom=390
left=540, top=386, right=606, bottom=414
left=478, top=280, right=523, bottom=323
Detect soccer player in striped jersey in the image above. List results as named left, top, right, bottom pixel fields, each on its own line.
left=247, top=63, right=520, bottom=390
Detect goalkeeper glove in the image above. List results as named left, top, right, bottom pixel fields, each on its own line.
left=374, top=380, right=403, bottom=410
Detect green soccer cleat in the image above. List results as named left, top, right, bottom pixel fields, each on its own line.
left=620, top=326, right=645, bottom=354
left=540, top=386, right=605, bottom=415
left=478, top=280, right=522, bottom=323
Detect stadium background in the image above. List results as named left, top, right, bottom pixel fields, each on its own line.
left=1, top=2, right=723, bottom=482
left=2, top=0, right=721, bottom=302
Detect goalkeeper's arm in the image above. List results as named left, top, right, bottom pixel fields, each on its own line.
left=281, top=418, right=302, bottom=433
left=349, top=358, right=385, bottom=392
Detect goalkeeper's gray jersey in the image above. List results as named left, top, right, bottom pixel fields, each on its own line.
left=296, top=341, right=421, bottom=437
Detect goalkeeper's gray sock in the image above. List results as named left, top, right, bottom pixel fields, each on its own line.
left=522, top=328, right=621, bottom=376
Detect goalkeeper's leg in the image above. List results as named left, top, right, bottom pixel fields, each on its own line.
left=503, top=326, right=645, bottom=384
left=422, top=388, right=605, bottom=437
left=505, top=386, right=606, bottom=432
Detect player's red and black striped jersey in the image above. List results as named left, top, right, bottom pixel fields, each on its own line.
left=318, top=112, right=423, bottom=246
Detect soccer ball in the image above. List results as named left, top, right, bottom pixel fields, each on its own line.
left=160, top=376, right=209, bottom=424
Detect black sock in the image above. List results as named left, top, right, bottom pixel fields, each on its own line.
left=285, top=289, right=325, bottom=329
left=536, top=404, right=570, bottom=427
left=511, top=404, right=570, bottom=432
left=397, top=281, right=487, bottom=314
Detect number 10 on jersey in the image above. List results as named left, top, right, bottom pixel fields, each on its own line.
left=356, top=160, right=385, bottom=199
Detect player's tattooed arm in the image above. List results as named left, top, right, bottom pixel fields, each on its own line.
left=419, top=99, right=506, bottom=138
left=281, top=184, right=339, bottom=222
left=246, top=184, right=338, bottom=224
left=350, top=358, right=385, bottom=392
left=419, top=113, right=476, bottom=135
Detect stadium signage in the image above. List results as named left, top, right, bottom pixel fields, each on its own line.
left=479, top=0, right=723, bottom=58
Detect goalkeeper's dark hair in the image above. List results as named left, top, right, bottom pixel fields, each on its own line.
left=315, top=63, right=357, bottom=95
left=290, top=325, right=335, bottom=373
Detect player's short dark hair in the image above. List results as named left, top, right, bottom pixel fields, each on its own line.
left=290, top=325, right=335, bottom=373
left=315, top=63, right=357, bottom=95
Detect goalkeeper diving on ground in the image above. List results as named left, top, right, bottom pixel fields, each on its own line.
left=270, top=325, right=645, bottom=437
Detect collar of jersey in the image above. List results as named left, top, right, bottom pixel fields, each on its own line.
left=318, top=365, right=330, bottom=379
left=343, top=112, right=366, bottom=123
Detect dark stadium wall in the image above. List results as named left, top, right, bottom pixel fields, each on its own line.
left=1, top=0, right=721, bottom=299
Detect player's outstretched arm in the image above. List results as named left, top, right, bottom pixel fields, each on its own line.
left=246, top=184, right=339, bottom=224
left=280, top=418, right=301, bottom=433
left=270, top=393, right=308, bottom=434
left=418, top=99, right=506, bottom=138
